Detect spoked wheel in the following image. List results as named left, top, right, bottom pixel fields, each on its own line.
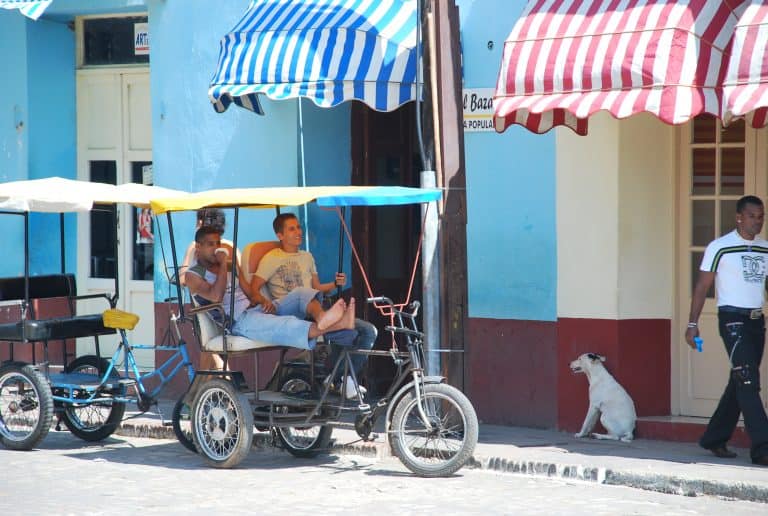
left=0, top=362, right=53, bottom=450
left=275, top=372, right=332, bottom=458
left=172, top=396, right=196, bottom=453
left=390, top=383, right=478, bottom=477
left=191, top=378, right=252, bottom=468
left=61, top=355, right=126, bottom=442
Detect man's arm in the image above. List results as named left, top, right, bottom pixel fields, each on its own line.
left=178, top=242, right=196, bottom=287
left=311, top=272, right=345, bottom=294
left=684, top=270, right=715, bottom=349
left=186, top=256, right=228, bottom=304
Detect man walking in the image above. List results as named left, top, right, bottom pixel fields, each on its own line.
left=685, top=195, right=768, bottom=466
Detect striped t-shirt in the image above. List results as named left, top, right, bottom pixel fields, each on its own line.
left=700, top=229, right=768, bottom=308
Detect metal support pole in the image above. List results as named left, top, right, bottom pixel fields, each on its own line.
left=420, top=169, right=440, bottom=376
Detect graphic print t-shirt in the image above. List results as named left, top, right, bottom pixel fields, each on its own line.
left=255, top=248, right=317, bottom=301
left=700, top=230, right=768, bottom=308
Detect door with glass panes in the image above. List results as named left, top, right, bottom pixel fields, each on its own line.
left=678, top=115, right=768, bottom=416
left=75, top=16, right=154, bottom=368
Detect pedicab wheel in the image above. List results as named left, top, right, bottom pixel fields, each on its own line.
left=275, top=371, right=332, bottom=458
left=390, top=383, right=478, bottom=477
left=61, top=355, right=126, bottom=442
left=191, top=378, right=253, bottom=468
left=172, top=397, right=196, bottom=453
left=0, top=362, right=53, bottom=450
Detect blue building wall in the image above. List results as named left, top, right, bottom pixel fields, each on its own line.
left=27, top=18, right=76, bottom=275
left=0, top=13, right=29, bottom=276
left=457, top=0, right=557, bottom=322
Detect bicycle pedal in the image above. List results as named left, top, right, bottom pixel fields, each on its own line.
left=162, top=421, right=173, bottom=427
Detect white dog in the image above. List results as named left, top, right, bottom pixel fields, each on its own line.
left=570, top=353, right=636, bottom=442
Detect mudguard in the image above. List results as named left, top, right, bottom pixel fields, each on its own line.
left=384, top=375, right=445, bottom=436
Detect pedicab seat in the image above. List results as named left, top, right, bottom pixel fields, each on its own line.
left=0, top=274, right=115, bottom=342
left=190, top=302, right=286, bottom=353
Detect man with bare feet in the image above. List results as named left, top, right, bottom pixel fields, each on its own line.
left=250, top=214, right=376, bottom=398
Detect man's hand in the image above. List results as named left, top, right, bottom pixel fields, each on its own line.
left=214, top=247, right=229, bottom=266
left=684, top=326, right=699, bottom=350
left=260, top=299, right=276, bottom=314
left=334, top=272, right=346, bottom=288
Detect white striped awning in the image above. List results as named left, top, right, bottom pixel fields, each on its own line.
left=0, top=0, right=51, bottom=20
left=493, top=0, right=740, bottom=135
left=209, top=0, right=418, bottom=115
left=721, top=1, right=768, bottom=128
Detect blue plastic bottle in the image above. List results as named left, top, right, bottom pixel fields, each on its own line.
left=694, top=336, right=703, bottom=352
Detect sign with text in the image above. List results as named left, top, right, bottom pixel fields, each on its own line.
left=462, top=88, right=495, bottom=132
left=134, top=22, right=149, bottom=55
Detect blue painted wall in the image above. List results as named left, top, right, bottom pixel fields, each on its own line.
left=0, top=12, right=29, bottom=276
left=27, top=18, right=76, bottom=275
left=457, top=0, right=557, bottom=321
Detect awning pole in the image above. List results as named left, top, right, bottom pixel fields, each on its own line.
left=298, top=99, right=310, bottom=253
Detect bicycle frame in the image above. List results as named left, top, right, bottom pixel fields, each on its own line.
left=50, top=327, right=195, bottom=407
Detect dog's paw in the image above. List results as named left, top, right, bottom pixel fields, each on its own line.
left=574, top=432, right=586, bottom=438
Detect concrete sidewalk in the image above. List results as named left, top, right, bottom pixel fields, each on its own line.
left=117, top=400, right=768, bottom=503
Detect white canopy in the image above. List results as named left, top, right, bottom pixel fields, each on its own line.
left=0, top=177, right=187, bottom=213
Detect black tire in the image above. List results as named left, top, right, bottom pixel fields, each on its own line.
left=191, top=378, right=253, bottom=468
left=0, top=362, right=53, bottom=450
left=390, top=383, right=478, bottom=477
left=275, top=372, right=332, bottom=458
left=61, top=355, right=126, bottom=442
left=172, top=397, right=196, bottom=453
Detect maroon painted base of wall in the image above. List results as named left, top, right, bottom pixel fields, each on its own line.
left=636, top=419, right=750, bottom=448
left=557, top=318, right=671, bottom=433
left=466, top=318, right=558, bottom=427
left=466, top=316, right=671, bottom=433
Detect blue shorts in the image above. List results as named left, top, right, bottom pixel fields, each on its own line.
left=232, top=307, right=315, bottom=350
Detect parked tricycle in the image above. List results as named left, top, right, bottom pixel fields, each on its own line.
left=154, top=185, right=478, bottom=476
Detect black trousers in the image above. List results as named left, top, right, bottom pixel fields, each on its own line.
left=699, top=312, right=768, bottom=461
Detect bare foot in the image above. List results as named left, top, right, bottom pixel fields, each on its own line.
left=318, top=298, right=346, bottom=330
left=342, top=298, right=356, bottom=329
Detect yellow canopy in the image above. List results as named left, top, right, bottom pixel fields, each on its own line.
left=150, top=185, right=370, bottom=214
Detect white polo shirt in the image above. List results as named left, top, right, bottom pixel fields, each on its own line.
left=700, top=230, right=768, bottom=308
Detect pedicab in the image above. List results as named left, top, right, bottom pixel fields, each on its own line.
left=152, top=185, right=479, bottom=476
left=0, top=177, right=196, bottom=450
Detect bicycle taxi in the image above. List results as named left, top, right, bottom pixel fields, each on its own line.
left=153, top=185, right=478, bottom=476
left=0, top=177, right=195, bottom=450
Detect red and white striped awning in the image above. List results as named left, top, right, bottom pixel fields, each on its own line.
left=721, top=1, right=768, bottom=128
left=493, top=0, right=766, bottom=135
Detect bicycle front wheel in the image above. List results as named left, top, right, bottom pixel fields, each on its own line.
left=390, top=383, right=478, bottom=477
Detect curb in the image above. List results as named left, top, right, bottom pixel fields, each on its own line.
left=116, top=422, right=768, bottom=503
left=473, top=456, right=768, bottom=504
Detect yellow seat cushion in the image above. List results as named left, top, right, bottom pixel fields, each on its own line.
left=102, top=308, right=140, bottom=330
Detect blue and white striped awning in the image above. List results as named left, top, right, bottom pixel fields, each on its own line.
left=209, top=0, right=418, bottom=115
left=0, top=0, right=51, bottom=20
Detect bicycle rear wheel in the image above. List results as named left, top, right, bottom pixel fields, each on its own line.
left=0, top=362, right=53, bottom=450
left=172, top=396, right=196, bottom=453
left=191, top=378, right=252, bottom=468
left=390, top=383, right=478, bottom=477
left=274, top=371, right=332, bottom=458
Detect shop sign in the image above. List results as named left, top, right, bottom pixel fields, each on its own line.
left=134, top=22, right=149, bottom=55
left=462, top=88, right=495, bottom=132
